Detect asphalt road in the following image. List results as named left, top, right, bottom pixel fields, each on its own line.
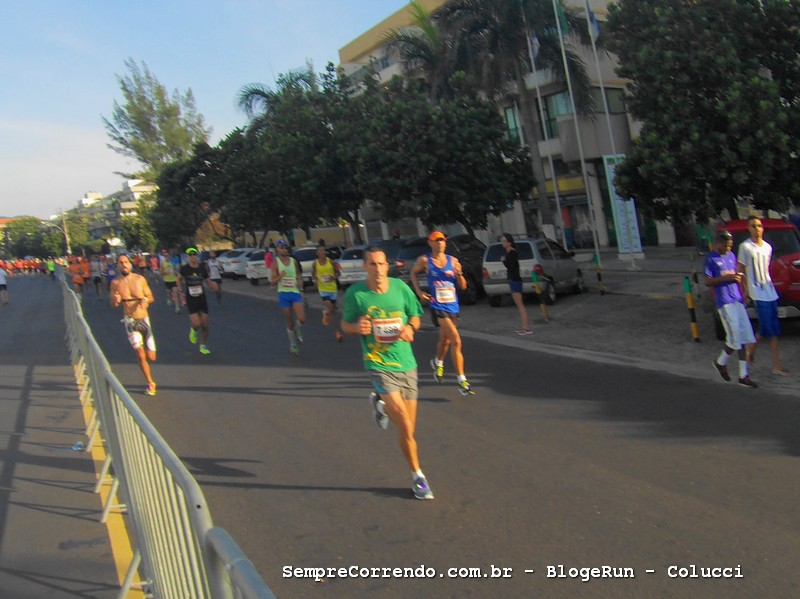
left=69, top=275, right=800, bottom=599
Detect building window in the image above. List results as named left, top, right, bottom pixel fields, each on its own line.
left=591, top=88, right=626, bottom=113
left=504, top=107, right=521, bottom=144
left=534, top=96, right=561, bottom=139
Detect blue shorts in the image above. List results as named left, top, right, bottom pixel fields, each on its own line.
left=278, top=291, right=303, bottom=309
left=754, top=300, right=781, bottom=338
left=508, top=280, right=523, bottom=293
left=320, top=292, right=338, bottom=304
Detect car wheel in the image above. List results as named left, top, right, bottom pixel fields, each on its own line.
left=459, top=274, right=478, bottom=305
left=488, top=294, right=503, bottom=307
left=543, top=282, right=557, bottom=305
left=574, top=270, right=585, bottom=294
left=250, top=278, right=259, bottom=286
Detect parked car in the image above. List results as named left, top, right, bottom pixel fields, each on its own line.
left=482, top=237, right=585, bottom=306
left=218, top=248, right=259, bottom=279
left=292, top=245, right=344, bottom=288
left=706, top=219, right=800, bottom=339
left=721, top=219, right=800, bottom=317
left=245, top=249, right=270, bottom=285
left=338, top=245, right=369, bottom=289
left=389, top=234, right=487, bottom=305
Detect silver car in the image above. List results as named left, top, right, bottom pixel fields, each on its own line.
left=338, top=245, right=369, bottom=289
left=218, top=248, right=259, bottom=279
left=482, top=237, right=585, bottom=306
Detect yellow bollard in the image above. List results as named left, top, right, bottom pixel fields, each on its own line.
left=532, top=271, right=549, bottom=322
left=594, top=254, right=605, bottom=295
left=683, top=276, right=700, bottom=342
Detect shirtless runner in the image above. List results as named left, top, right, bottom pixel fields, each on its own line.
left=110, top=254, right=158, bottom=395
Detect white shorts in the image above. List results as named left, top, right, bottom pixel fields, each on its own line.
left=718, top=302, right=756, bottom=350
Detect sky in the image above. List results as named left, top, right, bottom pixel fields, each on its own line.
left=0, top=0, right=411, bottom=220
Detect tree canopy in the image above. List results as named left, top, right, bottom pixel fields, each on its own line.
left=607, top=0, right=800, bottom=222
left=103, top=58, right=212, bottom=182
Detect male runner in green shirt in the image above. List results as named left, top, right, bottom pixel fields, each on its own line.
left=342, top=245, right=433, bottom=500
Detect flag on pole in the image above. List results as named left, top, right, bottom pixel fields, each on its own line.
left=585, top=0, right=600, bottom=42
left=528, top=29, right=540, bottom=60
left=555, top=1, right=570, bottom=37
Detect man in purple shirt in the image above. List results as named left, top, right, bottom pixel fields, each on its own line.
left=705, top=230, right=757, bottom=388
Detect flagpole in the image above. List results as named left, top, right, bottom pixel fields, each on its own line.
left=583, top=0, right=638, bottom=270
left=522, top=14, right=566, bottom=248
left=552, top=0, right=602, bottom=267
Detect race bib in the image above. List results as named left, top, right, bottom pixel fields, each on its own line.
left=322, top=275, right=334, bottom=283
left=280, top=278, right=297, bottom=290
left=188, top=285, right=203, bottom=297
left=435, top=285, right=457, bottom=303
left=372, top=317, right=404, bottom=343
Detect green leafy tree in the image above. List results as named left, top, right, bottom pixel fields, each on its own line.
left=607, top=0, right=800, bottom=222
left=120, top=196, right=157, bottom=252
left=4, top=218, right=43, bottom=257
left=153, top=150, right=220, bottom=248
left=238, top=66, right=329, bottom=238
left=435, top=0, right=595, bottom=227
left=357, top=77, right=533, bottom=235
left=103, top=58, right=211, bottom=181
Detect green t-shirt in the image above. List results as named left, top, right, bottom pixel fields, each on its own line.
left=343, top=278, right=423, bottom=372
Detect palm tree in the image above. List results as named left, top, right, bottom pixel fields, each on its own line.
left=383, top=0, right=457, bottom=103
left=435, top=0, right=595, bottom=227
left=237, top=63, right=319, bottom=133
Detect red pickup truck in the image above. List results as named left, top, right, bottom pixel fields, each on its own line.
left=719, top=218, right=800, bottom=319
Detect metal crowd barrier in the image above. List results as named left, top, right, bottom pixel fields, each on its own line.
left=59, top=272, right=276, bottom=599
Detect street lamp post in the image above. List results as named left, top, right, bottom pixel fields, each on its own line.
left=40, top=218, right=72, bottom=255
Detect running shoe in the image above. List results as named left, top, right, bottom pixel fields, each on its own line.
left=199, top=344, right=211, bottom=355
left=175, top=306, right=180, bottom=314
left=712, top=360, right=731, bottom=382
left=370, top=392, right=389, bottom=430
left=189, top=327, right=198, bottom=344
left=166, top=298, right=171, bottom=306
left=458, top=380, right=475, bottom=396
left=737, top=376, right=758, bottom=389
left=295, top=328, right=304, bottom=345
left=335, top=331, right=344, bottom=342
left=412, top=475, right=434, bottom=500
left=430, top=358, right=444, bottom=383
left=289, top=345, right=300, bottom=355
left=515, top=329, right=533, bottom=336
left=144, top=383, right=157, bottom=396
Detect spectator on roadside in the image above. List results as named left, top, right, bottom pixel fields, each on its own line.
left=89, top=255, right=104, bottom=300
left=705, top=230, right=757, bottom=388
left=0, top=262, right=9, bottom=305
left=737, top=215, right=790, bottom=376
left=206, top=250, right=223, bottom=304
left=500, top=233, right=532, bottom=335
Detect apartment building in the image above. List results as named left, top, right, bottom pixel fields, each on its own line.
left=338, top=0, right=652, bottom=249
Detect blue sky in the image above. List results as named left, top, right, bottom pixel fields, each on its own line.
left=0, top=0, right=409, bottom=219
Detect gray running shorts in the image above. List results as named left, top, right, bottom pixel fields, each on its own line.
left=369, top=369, right=418, bottom=400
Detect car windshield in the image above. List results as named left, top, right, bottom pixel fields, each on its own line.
left=484, top=242, right=534, bottom=262
left=225, top=250, right=244, bottom=258
left=765, top=229, right=800, bottom=256
left=342, top=248, right=364, bottom=260
left=397, top=245, right=429, bottom=261
left=248, top=250, right=265, bottom=261
left=293, top=248, right=317, bottom=261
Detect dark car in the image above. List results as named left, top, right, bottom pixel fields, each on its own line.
left=389, top=234, right=487, bottom=305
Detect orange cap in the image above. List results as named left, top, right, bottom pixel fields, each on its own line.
left=428, top=230, right=447, bottom=242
